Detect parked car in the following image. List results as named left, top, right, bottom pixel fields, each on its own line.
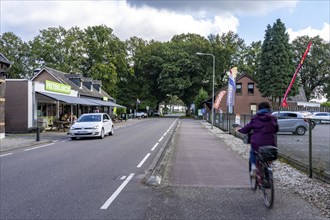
left=135, top=112, right=148, bottom=118
left=152, top=110, right=160, bottom=117
left=312, top=112, right=330, bottom=124
left=68, top=113, right=114, bottom=140
left=271, top=111, right=311, bottom=135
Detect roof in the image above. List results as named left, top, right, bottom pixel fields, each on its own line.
left=37, top=92, right=97, bottom=105
left=0, top=52, right=13, bottom=66
left=32, top=66, right=115, bottom=101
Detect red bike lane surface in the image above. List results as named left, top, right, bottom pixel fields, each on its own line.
left=165, top=118, right=250, bottom=188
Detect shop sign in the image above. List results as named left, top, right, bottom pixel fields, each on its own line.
left=45, top=80, right=71, bottom=94
left=103, top=97, right=108, bottom=101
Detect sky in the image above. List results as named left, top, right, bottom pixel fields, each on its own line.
left=0, top=0, right=329, bottom=45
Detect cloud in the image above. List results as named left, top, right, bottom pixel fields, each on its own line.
left=287, top=23, right=330, bottom=42
left=1, top=0, right=327, bottom=45
left=126, top=0, right=297, bottom=17
left=1, top=0, right=239, bottom=42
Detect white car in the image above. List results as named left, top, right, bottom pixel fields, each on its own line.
left=69, top=113, right=114, bottom=140
left=312, top=112, right=330, bottom=124
left=136, top=112, right=148, bottom=118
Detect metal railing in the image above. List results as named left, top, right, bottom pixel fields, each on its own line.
left=206, top=112, right=330, bottom=183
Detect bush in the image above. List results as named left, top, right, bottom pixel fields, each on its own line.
left=321, top=102, right=330, bottom=107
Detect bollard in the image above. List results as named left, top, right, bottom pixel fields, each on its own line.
left=36, top=127, right=40, bottom=141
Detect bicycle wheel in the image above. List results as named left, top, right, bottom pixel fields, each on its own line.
left=262, top=167, right=274, bottom=208
left=249, top=161, right=257, bottom=190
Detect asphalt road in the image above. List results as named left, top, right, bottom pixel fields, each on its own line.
left=0, top=117, right=327, bottom=219
left=0, top=118, right=178, bottom=219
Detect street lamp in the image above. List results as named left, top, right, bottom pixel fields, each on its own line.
left=196, top=52, right=215, bottom=130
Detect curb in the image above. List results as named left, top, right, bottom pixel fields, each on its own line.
left=145, top=118, right=181, bottom=186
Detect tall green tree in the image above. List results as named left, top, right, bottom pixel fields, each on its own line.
left=0, top=32, right=31, bottom=78
left=208, top=31, right=246, bottom=88
left=30, top=26, right=69, bottom=71
left=161, top=33, right=210, bottom=113
left=118, top=36, right=148, bottom=109
left=240, top=41, right=262, bottom=76
left=82, top=25, right=128, bottom=97
left=292, top=35, right=330, bottom=100
left=257, top=19, right=295, bottom=105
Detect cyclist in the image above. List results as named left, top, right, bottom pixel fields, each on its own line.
left=236, top=102, right=278, bottom=177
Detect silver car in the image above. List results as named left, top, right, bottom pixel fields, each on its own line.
left=69, top=113, right=114, bottom=140
left=312, top=112, right=330, bottom=124
left=271, top=111, right=310, bottom=135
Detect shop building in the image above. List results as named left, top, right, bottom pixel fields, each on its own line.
left=5, top=66, right=125, bottom=133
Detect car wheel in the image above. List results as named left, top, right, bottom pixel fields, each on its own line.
left=109, top=126, right=114, bottom=135
left=295, top=126, right=306, bottom=135
left=71, top=137, right=77, bottom=140
left=99, top=128, right=105, bottom=139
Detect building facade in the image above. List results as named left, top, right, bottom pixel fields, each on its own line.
left=0, top=53, right=12, bottom=139
left=5, top=66, right=125, bottom=133
left=204, top=73, right=271, bottom=116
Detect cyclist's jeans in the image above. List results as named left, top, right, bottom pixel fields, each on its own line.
left=250, top=148, right=256, bottom=166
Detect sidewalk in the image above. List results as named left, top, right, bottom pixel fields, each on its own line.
left=164, top=118, right=250, bottom=187
left=0, top=118, right=142, bottom=153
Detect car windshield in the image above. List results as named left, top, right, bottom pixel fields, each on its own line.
left=78, top=115, right=101, bottom=122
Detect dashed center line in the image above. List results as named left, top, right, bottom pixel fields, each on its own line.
left=137, top=153, right=151, bottom=168
left=151, top=143, right=159, bottom=151
left=100, top=173, right=135, bottom=210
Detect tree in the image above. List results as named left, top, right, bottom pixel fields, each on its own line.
left=161, top=33, right=211, bottom=113
left=193, top=88, right=209, bottom=114
left=257, top=19, right=295, bottom=106
left=116, top=36, right=146, bottom=109
left=240, top=41, right=262, bottom=76
left=292, top=35, right=330, bottom=101
left=0, top=32, right=31, bottom=78
left=82, top=25, right=128, bottom=97
left=208, top=31, right=246, bottom=88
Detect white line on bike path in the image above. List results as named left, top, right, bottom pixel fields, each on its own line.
left=100, top=173, right=135, bottom=210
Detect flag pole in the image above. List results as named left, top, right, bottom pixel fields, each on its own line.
left=280, top=41, right=312, bottom=108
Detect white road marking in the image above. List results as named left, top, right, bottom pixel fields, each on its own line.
left=100, top=173, right=135, bottom=210
left=151, top=143, right=159, bottom=151
left=0, top=153, right=13, bottom=157
left=24, top=143, right=54, bottom=151
left=159, top=136, right=164, bottom=142
left=137, top=153, right=151, bottom=168
left=120, top=176, right=126, bottom=180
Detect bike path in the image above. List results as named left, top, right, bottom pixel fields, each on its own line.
left=165, top=118, right=250, bottom=188
left=147, top=118, right=326, bottom=219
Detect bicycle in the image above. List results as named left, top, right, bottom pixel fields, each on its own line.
left=232, top=124, right=277, bottom=208
left=250, top=145, right=277, bottom=208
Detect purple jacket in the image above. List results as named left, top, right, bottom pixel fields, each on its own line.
left=238, top=110, right=278, bottom=151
